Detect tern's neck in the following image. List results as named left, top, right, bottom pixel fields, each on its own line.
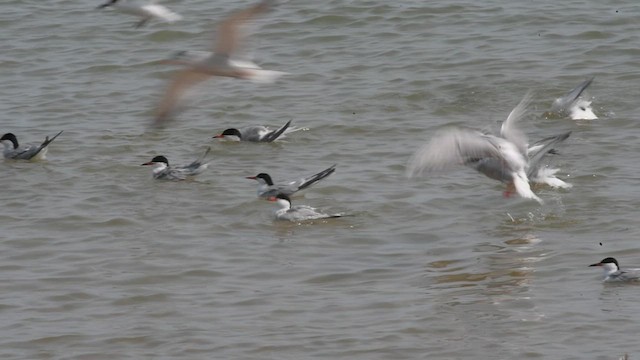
left=275, top=199, right=291, bottom=211
left=152, top=162, right=168, bottom=174
left=1, top=139, right=16, bottom=150
left=602, top=263, right=619, bottom=277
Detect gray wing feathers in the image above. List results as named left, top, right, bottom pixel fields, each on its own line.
left=295, top=164, right=337, bottom=191
left=406, top=128, right=503, bottom=177
left=185, top=146, right=211, bottom=170
left=552, top=77, right=594, bottom=112
left=526, top=131, right=571, bottom=177
left=262, top=120, right=292, bottom=142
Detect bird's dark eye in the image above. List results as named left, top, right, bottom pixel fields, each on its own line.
left=580, top=106, right=586, bottom=111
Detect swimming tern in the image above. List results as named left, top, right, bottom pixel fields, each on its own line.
left=268, top=193, right=343, bottom=222
left=246, top=164, right=336, bottom=198
left=141, top=147, right=211, bottom=180
left=407, top=92, right=571, bottom=203
left=551, top=77, right=597, bottom=120
left=97, top=0, right=182, bottom=28
left=213, top=120, right=292, bottom=142
left=153, top=0, right=287, bottom=126
left=590, top=257, right=640, bottom=282
left=0, top=131, right=63, bottom=161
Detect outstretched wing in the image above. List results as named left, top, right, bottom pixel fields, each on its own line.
left=153, top=69, right=211, bottom=126
left=500, top=91, right=533, bottom=155
left=406, top=127, right=503, bottom=177
left=212, top=0, right=274, bottom=56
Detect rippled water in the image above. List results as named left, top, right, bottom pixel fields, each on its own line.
left=1, top=0, right=640, bottom=358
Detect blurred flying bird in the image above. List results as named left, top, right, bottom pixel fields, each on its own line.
left=97, top=0, right=182, bottom=28
left=153, top=0, right=287, bottom=126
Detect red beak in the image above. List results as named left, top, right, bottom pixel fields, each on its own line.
left=213, top=134, right=223, bottom=138
left=141, top=162, right=154, bottom=166
left=245, top=176, right=256, bottom=180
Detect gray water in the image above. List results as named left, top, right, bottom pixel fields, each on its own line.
left=1, top=0, right=640, bottom=359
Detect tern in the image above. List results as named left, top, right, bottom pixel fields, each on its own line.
left=590, top=257, right=640, bottom=282
left=153, top=0, right=287, bottom=126
left=551, top=77, right=597, bottom=120
left=268, top=193, right=343, bottom=222
left=141, top=147, right=211, bottom=180
left=246, top=164, right=336, bottom=198
left=97, top=0, right=182, bottom=28
left=0, top=131, right=63, bottom=161
left=213, top=120, right=292, bottom=142
left=407, top=92, right=571, bottom=203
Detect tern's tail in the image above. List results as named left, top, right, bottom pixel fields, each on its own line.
left=512, top=170, right=543, bottom=204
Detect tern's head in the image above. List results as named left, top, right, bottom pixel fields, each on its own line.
left=590, top=257, right=620, bottom=275
left=97, top=0, right=118, bottom=9
left=268, top=193, right=292, bottom=209
left=213, top=128, right=242, bottom=141
left=0, top=133, right=18, bottom=149
left=142, top=155, right=169, bottom=169
left=245, top=173, right=274, bottom=186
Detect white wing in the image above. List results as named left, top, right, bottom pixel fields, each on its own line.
left=500, top=91, right=532, bottom=155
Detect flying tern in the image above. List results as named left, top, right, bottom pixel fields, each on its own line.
left=407, top=92, right=571, bottom=203
left=97, top=0, right=182, bottom=28
left=153, top=0, right=287, bottom=126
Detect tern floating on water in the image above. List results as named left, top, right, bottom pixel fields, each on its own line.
left=551, top=77, right=597, bottom=120
left=141, top=147, right=211, bottom=180
left=153, top=0, right=287, bottom=126
left=246, top=164, right=337, bottom=198
left=407, top=92, right=572, bottom=203
left=590, top=257, right=640, bottom=282
left=0, top=131, right=63, bottom=161
left=97, top=0, right=182, bottom=28
left=213, top=120, right=293, bottom=142
left=268, top=193, right=343, bottom=222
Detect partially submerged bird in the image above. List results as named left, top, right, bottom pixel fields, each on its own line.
left=268, top=193, right=343, bottom=222
left=246, top=164, right=337, bottom=198
left=0, top=131, right=63, bottom=160
left=526, top=131, right=573, bottom=189
left=213, top=120, right=292, bottom=142
left=551, top=77, right=597, bottom=120
left=590, top=257, right=640, bottom=282
left=407, top=92, right=571, bottom=203
left=141, top=147, right=211, bottom=180
left=97, top=0, right=182, bottom=28
left=153, top=0, right=287, bottom=126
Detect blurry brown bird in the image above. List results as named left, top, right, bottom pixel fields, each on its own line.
left=153, top=0, right=287, bottom=127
